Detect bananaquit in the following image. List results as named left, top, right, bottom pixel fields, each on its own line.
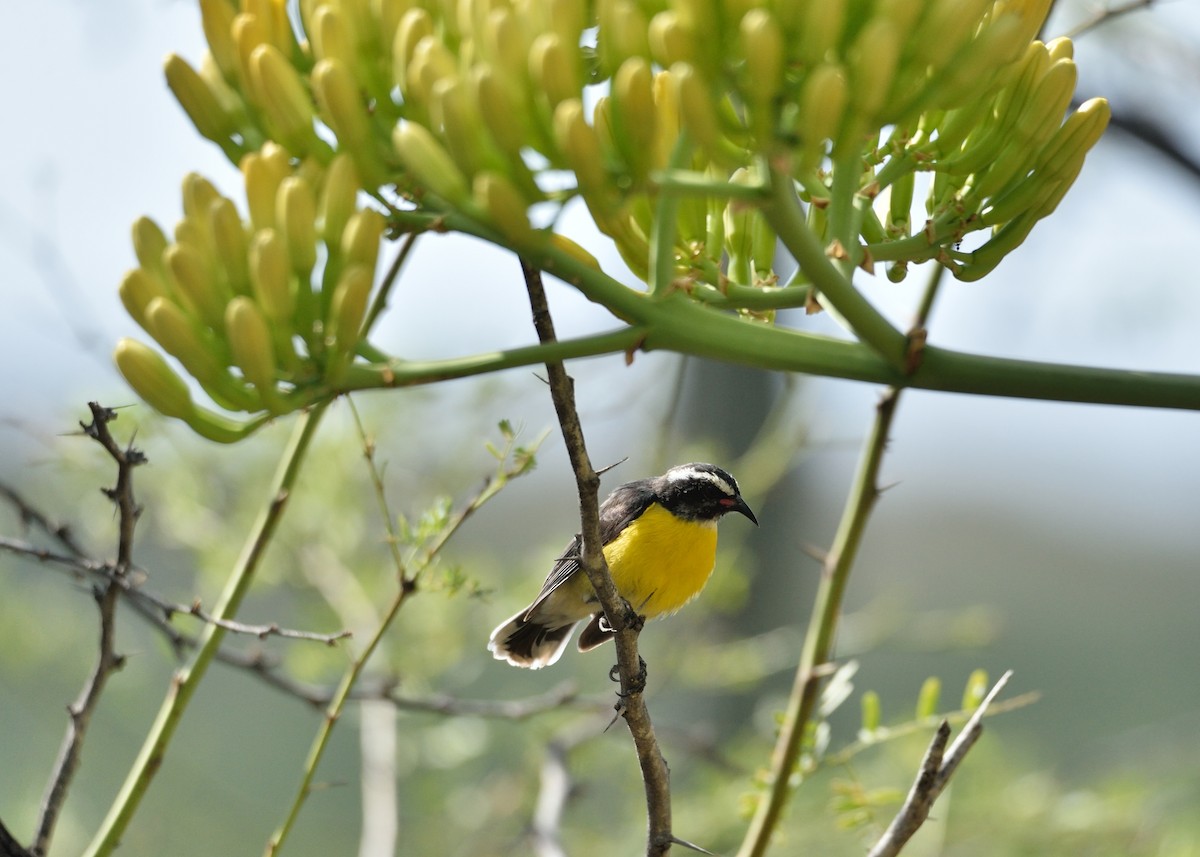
left=488, top=462, right=757, bottom=669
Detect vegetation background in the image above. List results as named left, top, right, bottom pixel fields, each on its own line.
left=2, top=1, right=1200, bottom=854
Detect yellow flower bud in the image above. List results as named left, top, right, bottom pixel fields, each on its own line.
left=249, top=228, right=295, bottom=323
left=225, top=295, right=279, bottom=400
left=114, top=338, right=196, bottom=420
left=319, top=153, right=361, bottom=246
left=392, top=121, right=471, bottom=205
left=276, top=176, right=318, bottom=280
left=165, top=54, right=237, bottom=146
left=327, top=264, right=374, bottom=359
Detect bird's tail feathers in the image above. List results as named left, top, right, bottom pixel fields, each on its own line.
left=488, top=611, right=578, bottom=669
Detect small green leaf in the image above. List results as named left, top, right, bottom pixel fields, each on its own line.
left=962, top=668, right=989, bottom=710
left=916, top=676, right=941, bottom=719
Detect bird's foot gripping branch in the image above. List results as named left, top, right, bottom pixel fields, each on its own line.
left=112, top=0, right=1171, bottom=445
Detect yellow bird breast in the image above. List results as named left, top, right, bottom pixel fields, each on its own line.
left=602, top=504, right=719, bottom=618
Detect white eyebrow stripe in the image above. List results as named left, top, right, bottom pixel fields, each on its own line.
left=667, top=466, right=736, bottom=497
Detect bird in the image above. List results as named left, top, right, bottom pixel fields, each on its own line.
left=488, top=462, right=757, bottom=669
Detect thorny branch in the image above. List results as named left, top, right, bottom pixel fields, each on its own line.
left=31, top=403, right=144, bottom=857
left=521, top=259, right=677, bottom=856
left=867, top=672, right=1015, bottom=857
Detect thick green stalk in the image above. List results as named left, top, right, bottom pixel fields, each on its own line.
left=737, top=389, right=901, bottom=857
left=82, top=403, right=329, bottom=857
left=762, top=164, right=908, bottom=367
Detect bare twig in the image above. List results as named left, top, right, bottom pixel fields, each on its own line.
left=0, top=818, right=33, bottom=857
left=32, top=404, right=144, bottom=857
left=0, top=536, right=351, bottom=646
left=866, top=671, right=1014, bottom=857
left=0, top=522, right=590, bottom=717
left=83, top=402, right=331, bottom=857
left=521, top=259, right=675, bottom=856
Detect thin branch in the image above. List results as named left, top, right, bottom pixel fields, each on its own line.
left=0, top=536, right=351, bottom=646
left=83, top=401, right=331, bottom=857
left=521, top=259, right=675, bottom=856
left=0, top=526, right=589, bottom=717
left=738, top=264, right=950, bottom=857
left=32, top=404, right=145, bottom=857
left=0, top=483, right=88, bottom=558
left=867, top=672, right=1014, bottom=857
left=0, top=819, right=32, bottom=857
left=265, top=427, right=535, bottom=856
left=737, top=389, right=901, bottom=857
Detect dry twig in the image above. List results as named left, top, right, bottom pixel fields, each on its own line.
left=30, top=403, right=144, bottom=856
left=866, top=671, right=1014, bottom=857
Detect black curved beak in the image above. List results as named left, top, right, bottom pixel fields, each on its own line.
left=726, top=495, right=758, bottom=526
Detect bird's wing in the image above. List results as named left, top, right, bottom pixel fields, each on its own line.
left=523, top=483, right=654, bottom=617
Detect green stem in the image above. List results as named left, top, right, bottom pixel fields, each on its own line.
left=82, top=402, right=330, bottom=857
left=265, top=587, right=411, bottom=857
left=337, top=327, right=647, bottom=390
left=647, top=134, right=695, bottom=298
left=374, top=201, right=1200, bottom=413
left=762, top=165, right=908, bottom=367
left=737, top=389, right=901, bottom=857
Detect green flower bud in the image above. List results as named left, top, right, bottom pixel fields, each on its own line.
left=144, top=296, right=259, bottom=413
left=225, top=295, right=279, bottom=402
left=798, top=0, right=847, bottom=64
left=528, top=32, right=579, bottom=111
left=311, top=3, right=356, bottom=68
left=327, top=264, right=374, bottom=359
left=340, top=207, right=386, bottom=274
left=597, top=0, right=650, bottom=77
left=249, top=228, right=295, bottom=323
left=611, top=57, right=657, bottom=182
left=276, top=175, right=318, bottom=280
left=739, top=9, right=783, bottom=108
left=199, top=0, right=240, bottom=85
left=119, top=268, right=168, bottom=333
left=248, top=42, right=320, bottom=155
left=165, top=54, right=238, bottom=146
left=648, top=11, right=696, bottom=69
left=241, top=142, right=292, bottom=231
left=797, top=63, right=848, bottom=149
left=132, top=216, right=171, bottom=283
left=392, top=8, right=434, bottom=92
left=114, top=338, right=196, bottom=421
left=847, top=19, right=900, bottom=123
left=319, top=153, right=361, bottom=246
left=166, top=242, right=227, bottom=329
left=405, top=35, right=457, bottom=111
left=209, top=195, right=251, bottom=295
left=392, top=121, right=470, bottom=204
left=553, top=99, right=614, bottom=211
left=473, top=170, right=535, bottom=245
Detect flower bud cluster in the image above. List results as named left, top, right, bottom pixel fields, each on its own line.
left=116, top=143, right=383, bottom=440
left=131, top=0, right=1112, bottom=436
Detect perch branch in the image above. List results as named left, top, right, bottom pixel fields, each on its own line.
left=521, top=258, right=675, bottom=856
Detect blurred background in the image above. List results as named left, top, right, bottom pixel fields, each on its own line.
left=2, top=1, right=1199, bottom=855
